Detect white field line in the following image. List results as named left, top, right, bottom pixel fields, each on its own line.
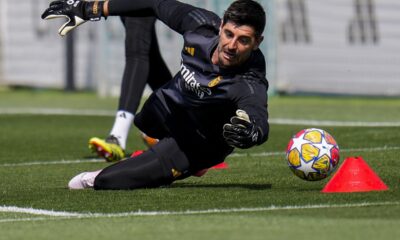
left=0, top=159, right=103, bottom=167
left=269, top=118, right=400, bottom=127
left=0, top=201, right=399, bottom=223
left=0, top=206, right=82, bottom=217
left=1, top=108, right=400, bottom=127
left=229, top=146, right=400, bottom=158
left=1, top=146, right=399, bottom=168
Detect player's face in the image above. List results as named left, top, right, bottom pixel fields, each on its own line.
left=214, top=21, right=263, bottom=68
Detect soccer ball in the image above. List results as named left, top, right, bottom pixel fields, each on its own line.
left=286, top=128, right=340, bottom=181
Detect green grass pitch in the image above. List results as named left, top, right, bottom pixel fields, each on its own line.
left=0, top=89, right=399, bottom=240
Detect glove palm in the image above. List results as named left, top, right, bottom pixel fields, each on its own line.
left=223, top=110, right=260, bottom=149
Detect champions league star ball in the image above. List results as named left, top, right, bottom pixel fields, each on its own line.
left=286, top=128, right=340, bottom=181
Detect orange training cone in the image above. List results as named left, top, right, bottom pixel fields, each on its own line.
left=322, top=156, right=388, bottom=193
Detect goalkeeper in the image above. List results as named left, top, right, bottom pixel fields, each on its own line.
left=42, top=0, right=270, bottom=190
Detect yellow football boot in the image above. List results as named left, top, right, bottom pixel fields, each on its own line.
left=88, top=136, right=125, bottom=162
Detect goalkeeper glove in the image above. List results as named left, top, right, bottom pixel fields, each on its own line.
left=223, top=110, right=260, bottom=149
left=41, top=0, right=106, bottom=36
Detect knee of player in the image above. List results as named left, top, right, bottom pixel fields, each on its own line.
left=93, top=172, right=113, bottom=190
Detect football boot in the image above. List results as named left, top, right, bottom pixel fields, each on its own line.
left=89, top=135, right=125, bottom=162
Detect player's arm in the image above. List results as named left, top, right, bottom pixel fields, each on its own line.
left=42, top=0, right=220, bottom=36
left=108, top=0, right=220, bottom=34
left=223, top=72, right=269, bottom=149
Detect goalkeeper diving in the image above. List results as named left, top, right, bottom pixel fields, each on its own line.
left=42, top=0, right=270, bottom=190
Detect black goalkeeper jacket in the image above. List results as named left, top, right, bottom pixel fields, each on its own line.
left=109, top=0, right=269, bottom=164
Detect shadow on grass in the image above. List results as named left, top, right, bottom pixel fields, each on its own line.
left=172, top=183, right=272, bottom=190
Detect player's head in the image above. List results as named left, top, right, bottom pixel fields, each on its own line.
left=223, top=0, right=266, bottom=38
left=215, top=0, right=266, bottom=68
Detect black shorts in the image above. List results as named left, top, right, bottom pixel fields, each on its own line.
left=134, top=89, right=233, bottom=170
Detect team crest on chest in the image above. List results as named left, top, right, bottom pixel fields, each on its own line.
left=208, top=76, right=222, bottom=87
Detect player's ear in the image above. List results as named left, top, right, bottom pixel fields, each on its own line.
left=253, top=35, right=264, bottom=50
left=219, top=21, right=225, bottom=35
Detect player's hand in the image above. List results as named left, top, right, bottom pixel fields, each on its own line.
left=41, top=0, right=105, bottom=36
left=223, top=110, right=260, bottom=149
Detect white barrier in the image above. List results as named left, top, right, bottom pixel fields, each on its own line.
left=275, top=0, right=400, bottom=96
left=0, top=0, right=399, bottom=96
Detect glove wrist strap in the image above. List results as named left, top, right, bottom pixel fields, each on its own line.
left=85, top=1, right=106, bottom=21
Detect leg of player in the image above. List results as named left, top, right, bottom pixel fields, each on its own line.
left=147, top=24, right=173, bottom=90
left=69, top=138, right=192, bottom=190
left=89, top=16, right=158, bottom=162
left=140, top=23, right=173, bottom=148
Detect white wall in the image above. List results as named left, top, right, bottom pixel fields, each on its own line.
left=1, top=0, right=398, bottom=96
left=275, top=0, right=400, bottom=96
left=0, top=0, right=233, bottom=95
left=0, top=0, right=64, bottom=87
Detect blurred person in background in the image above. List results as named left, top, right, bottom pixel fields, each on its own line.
left=88, top=16, right=172, bottom=162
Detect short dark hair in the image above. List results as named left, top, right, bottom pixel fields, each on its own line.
left=222, top=0, right=266, bottom=38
